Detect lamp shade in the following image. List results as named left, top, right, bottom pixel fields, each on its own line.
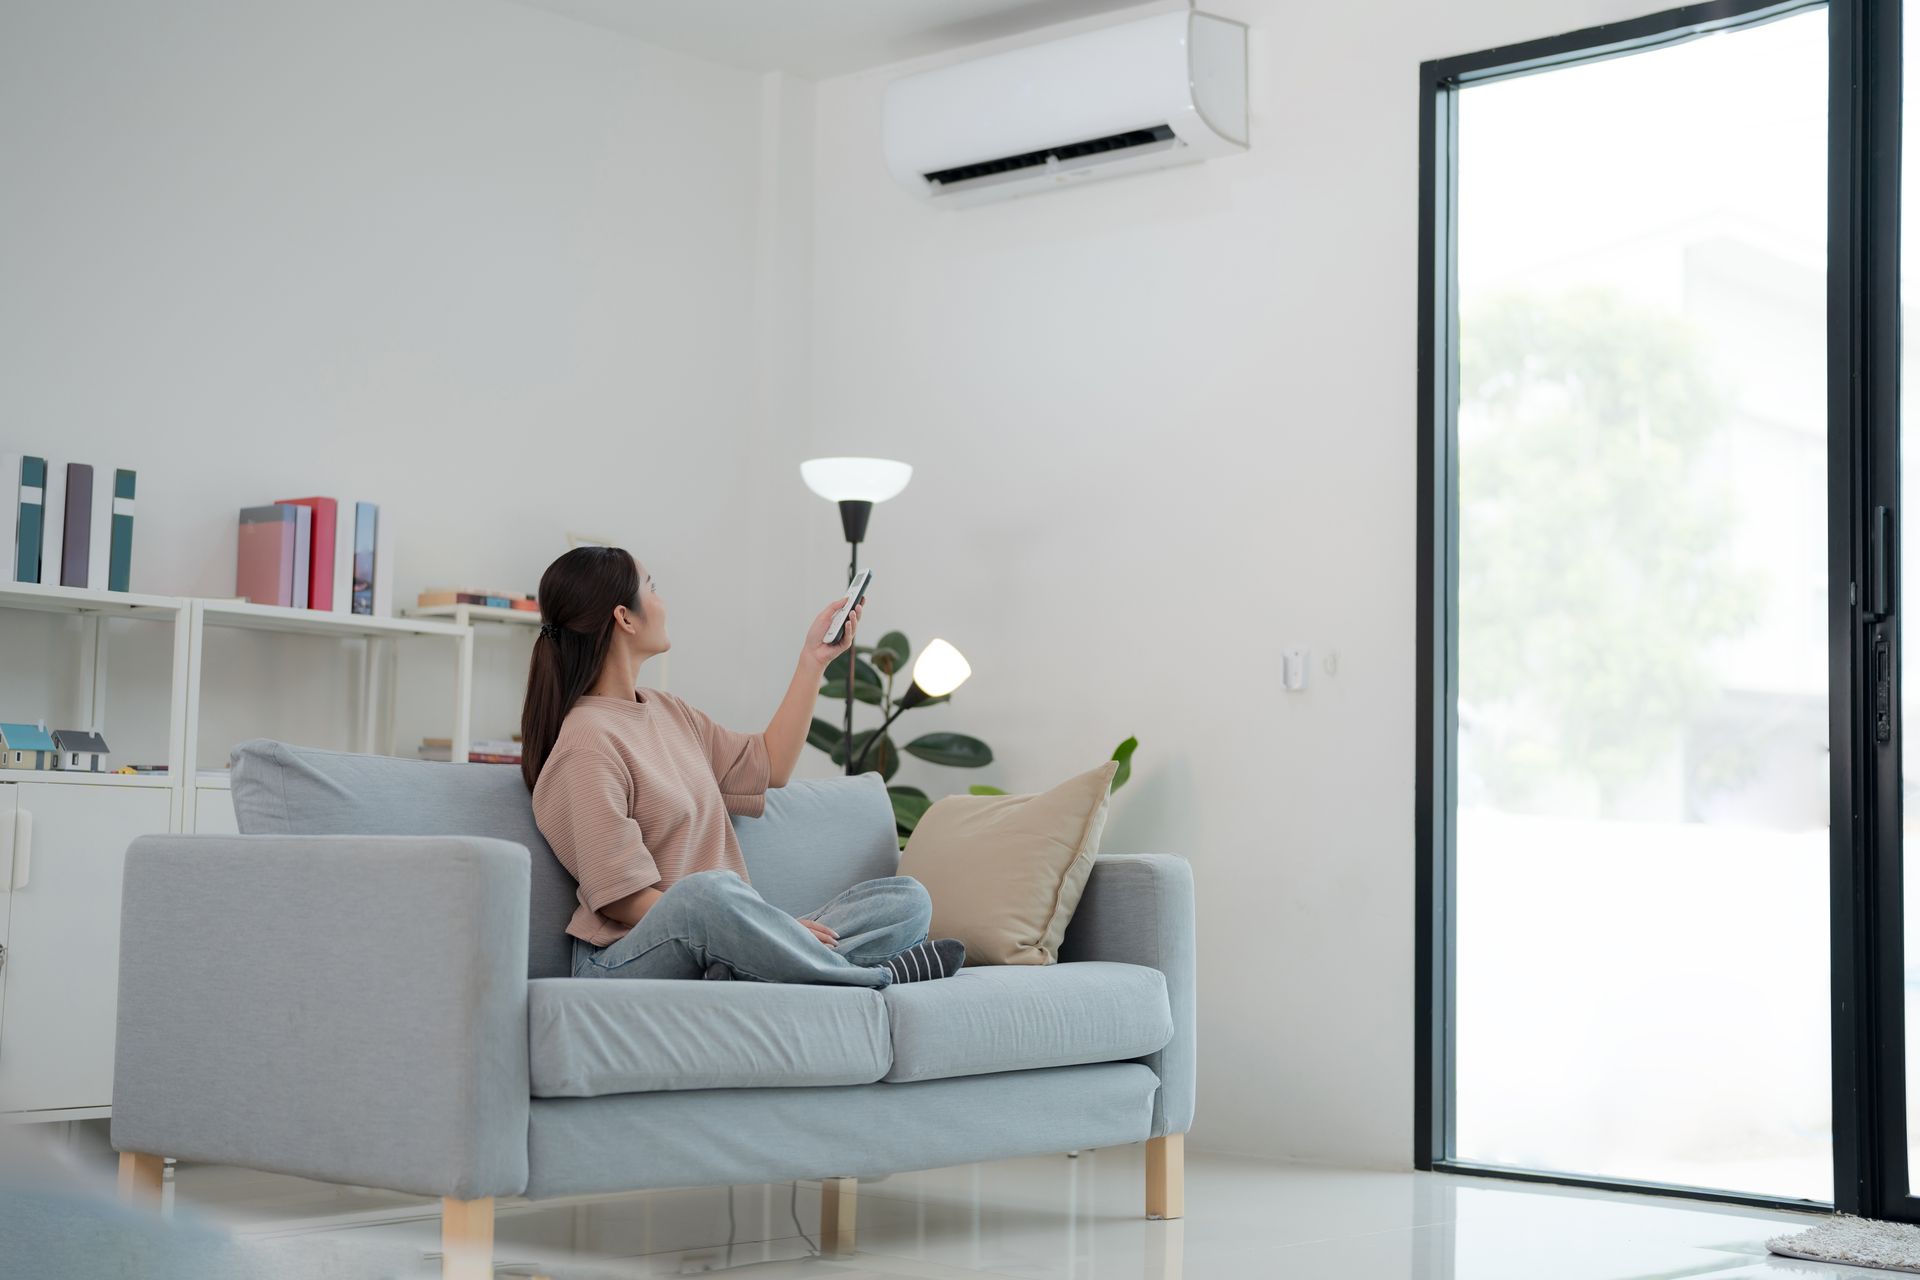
left=800, top=457, right=913, bottom=504
left=912, top=638, right=972, bottom=698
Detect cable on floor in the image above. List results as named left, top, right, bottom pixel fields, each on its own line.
left=789, top=1181, right=818, bottom=1254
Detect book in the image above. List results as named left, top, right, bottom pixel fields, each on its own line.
left=512, top=598, right=539, bottom=611
left=276, top=497, right=336, bottom=610
left=416, top=591, right=520, bottom=608
left=283, top=502, right=311, bottom=609
left=351, top=502, right=377, bottom=616
left=373, top=516, right=393, bottom=618
left=236, top=505, right=297, bottom=606
left=109, top=469, right=135, bottom=592
left=421, top=586, right=533, bottom=600
left=60, top=463, right=91, bottom=588
left=15, top=457, right=44, bottom=583
left=87, top=462, right=111, bottom=591
left=41, top=461, right=64, bottom=590
left=330, top=497, right=355, bottom=613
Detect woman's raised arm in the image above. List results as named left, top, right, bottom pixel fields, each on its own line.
left=764, top=596, right=865, bottom=787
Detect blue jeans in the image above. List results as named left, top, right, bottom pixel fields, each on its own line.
left=571, top=870, right=931, bottom=987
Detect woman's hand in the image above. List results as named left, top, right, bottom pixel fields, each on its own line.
left=802, top=595, right=864, bottom=671
left=800, top=918, right=839, bottom=948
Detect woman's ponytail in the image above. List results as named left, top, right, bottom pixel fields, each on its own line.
left=521, top=546, right=642, bottom=790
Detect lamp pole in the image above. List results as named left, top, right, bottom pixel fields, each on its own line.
left=799, top=457, right=910, bottom=778
left=838, top=500, right=873, bottom=776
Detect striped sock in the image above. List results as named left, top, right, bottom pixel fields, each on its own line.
left=883, top=938, right=965, bottom=984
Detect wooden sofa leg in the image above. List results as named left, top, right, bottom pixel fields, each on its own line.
left=117, top=1152, right=165, bottom=1206
left=441, top=1196, right=494, bottom=1280
left=820, top=1176, right=857, bottom=1256
left=1146, top=1134, right=1184, bottom=1220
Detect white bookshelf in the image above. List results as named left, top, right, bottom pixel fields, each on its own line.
left=0, top=585, right=480, bottom=834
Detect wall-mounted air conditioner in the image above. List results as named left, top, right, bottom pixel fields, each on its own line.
left=882, top=10, right=1248, bottom=208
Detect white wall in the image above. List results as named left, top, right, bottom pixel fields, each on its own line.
left=0, top=0, right=814, bottom=760
left=803, top=0, right=1677, bottom=1167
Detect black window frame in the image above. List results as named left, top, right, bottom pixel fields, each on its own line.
left=1414, top=0, right=1904, bottom=1218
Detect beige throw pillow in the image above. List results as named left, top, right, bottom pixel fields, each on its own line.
left=897, top=760, right=1120, bottom=966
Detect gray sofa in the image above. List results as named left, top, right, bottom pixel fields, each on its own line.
left=110, top=739, right=1196, bottom=1276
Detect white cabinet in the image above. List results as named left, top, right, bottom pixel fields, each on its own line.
left=0, top=779, right=172, bottom=1114
left=192, top=783, right=238, bottom=835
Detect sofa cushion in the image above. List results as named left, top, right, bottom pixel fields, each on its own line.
left=897, top=761, right=1118, bottom=965
left=732, top=772, right=900, bottom=916
left=882, top=961, right=1173, bottom=1083
left=529, top=978, right=891, bottom=1097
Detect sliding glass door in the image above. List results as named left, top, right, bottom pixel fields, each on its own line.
left=1418, top=0, right=1920, bottom=1215
left=1449, top=7, right=1831, bottom=1202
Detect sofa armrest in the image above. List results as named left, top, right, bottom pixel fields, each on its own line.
left=1059, top=854, right=1195, bottom=1137
left=110, top=834, right=532, bottom=1199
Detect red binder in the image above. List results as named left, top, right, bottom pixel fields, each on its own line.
left=275, top=497, right=337, bottom=610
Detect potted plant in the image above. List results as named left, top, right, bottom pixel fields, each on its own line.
left=807, top=629, right=1138, bottom=845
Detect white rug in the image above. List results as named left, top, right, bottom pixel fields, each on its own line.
left=1769, top=1216, right=1920, bottom=1272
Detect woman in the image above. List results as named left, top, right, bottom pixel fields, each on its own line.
left=523, top=545, right=963, bottom=987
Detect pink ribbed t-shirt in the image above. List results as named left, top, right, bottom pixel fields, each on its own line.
left=530, top=689, right=771, bottom=947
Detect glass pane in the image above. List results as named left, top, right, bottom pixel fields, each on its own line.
left=1452, top=10, right=1830, bottom=1201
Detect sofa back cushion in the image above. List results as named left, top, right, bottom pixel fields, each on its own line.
left=229, top=740, right=899, bottom=978
left=732, top=770, right=900, bottom=915
left=230, top=739, right=579, bottom=980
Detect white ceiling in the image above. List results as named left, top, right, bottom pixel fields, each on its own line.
left=507, top=0, right=1161, bottom=79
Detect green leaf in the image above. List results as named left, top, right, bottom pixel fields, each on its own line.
left=818, top=678, right=884, bottom=706
left=808, top=718, right=844, bottom=756
left=902, top=732, right=993, bottom=768
left=968, top=784, right=1007, bottom=796
left=822, top=651, right=882, bottom=686
left=1109, top=735, right=1139, bottom=792
left=888, top=785, right=932, bottom=832
left=870, top=631, right=911, bottom=676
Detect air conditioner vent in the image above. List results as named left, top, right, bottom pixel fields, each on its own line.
left=883, top=11, right=1248, bottom=207
left=924, top=125, right=1177, bottom=189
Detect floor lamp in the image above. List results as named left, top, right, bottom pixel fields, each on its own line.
left=801, top=457, right=913, bottom=774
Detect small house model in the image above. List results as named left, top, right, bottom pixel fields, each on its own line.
left=51, top=729, right=109, bottom=773
left=0, top=723, right=57, bottom=770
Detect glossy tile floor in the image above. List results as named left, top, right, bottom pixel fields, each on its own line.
left=135, top=1143, right=1883, bottom=1279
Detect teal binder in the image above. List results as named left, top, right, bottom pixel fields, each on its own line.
left=109, top=469, right=135, bottom=592
left=15, top=456, right=44, bottom=584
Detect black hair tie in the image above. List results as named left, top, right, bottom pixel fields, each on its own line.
left=539, top=622, right=561, bottom=640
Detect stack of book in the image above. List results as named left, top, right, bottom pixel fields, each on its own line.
left=417, top=588, right=538, bottom=611
left=418, top=737, right=522, bottom=765
left=4, top=455, right=138, bottom=591
left=236, top=498, right=393, bottom=615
